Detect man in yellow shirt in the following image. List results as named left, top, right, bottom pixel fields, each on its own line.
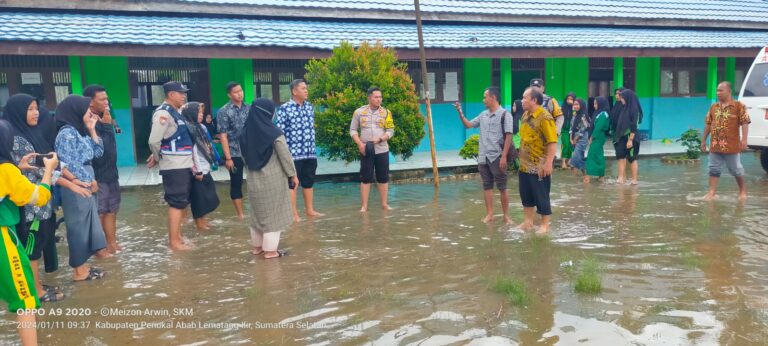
left=518, top=87, right=558, bottom=234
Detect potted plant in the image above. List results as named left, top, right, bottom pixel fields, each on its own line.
left=662, top=128, right=702, bottom=164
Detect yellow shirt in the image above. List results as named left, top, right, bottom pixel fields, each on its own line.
left=0, top=163, right=51, bottom=227
left=519, top=106, right=558, bottom=174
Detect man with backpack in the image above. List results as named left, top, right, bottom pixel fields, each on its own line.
left=455, top=87, right=515, bottom=224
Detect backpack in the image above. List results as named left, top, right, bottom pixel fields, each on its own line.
left=500, top=110, right=519, bottom=162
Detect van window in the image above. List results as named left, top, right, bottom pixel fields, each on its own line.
left=743, top=62, right=768, bottom=97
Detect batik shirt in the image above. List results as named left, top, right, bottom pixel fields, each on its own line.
left=11, top=136, right=61, bottom=222
left=216, top=101, right=250, bottom=158
left=275, top=99, right=317, bottom=160
left=55, top=126, right=104, bottom=183
left=705, top=101, right=750, bottom=154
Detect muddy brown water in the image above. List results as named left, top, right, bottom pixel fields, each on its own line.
left=1, top=154, right=767, bottom=345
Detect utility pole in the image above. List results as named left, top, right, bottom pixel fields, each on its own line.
left=414, top=0, right=440, bottom=189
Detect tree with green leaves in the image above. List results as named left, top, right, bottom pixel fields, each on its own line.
left=305, top=41, right=425, bottom=163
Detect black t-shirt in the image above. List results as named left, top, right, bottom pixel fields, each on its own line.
left=92, top=122, right=119, bottom=183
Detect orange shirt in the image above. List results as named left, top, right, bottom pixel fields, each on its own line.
left=705, top=101, right=750, bottom=154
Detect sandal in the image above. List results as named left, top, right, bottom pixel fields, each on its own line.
left=264, top=250, right=288, bottom=259
left=74, top=268, right=106, bottom=282
left=40, top=286, right=65, bottom=302
left=42, top=284, right=61, bottom=293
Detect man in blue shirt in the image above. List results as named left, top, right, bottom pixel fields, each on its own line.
left=275, top=79, right=323, bottom=221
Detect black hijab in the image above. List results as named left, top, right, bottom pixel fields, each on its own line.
left=610, top=88, right=624, bottom=133
left=614, top=89, right=641, bottom=142
left=571, top=98, right=591, bottom=134
left=561, top=92, right=576, bottom=125
left=38, top=107, right=57, bottom=150
left=239, top=98, right=283, bottom=171
left=593, top=96, right=611, bottom=119
left=0, top=120, right=14, bottom=164
left=4, top=94, right=53, bottom=154
left=55, top=95, right=92, bottom=136
left=512, top=99, right=523, bottom=134
left=181, top=102, right=214, bottom=165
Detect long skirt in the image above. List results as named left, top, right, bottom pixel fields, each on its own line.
left=60, top=170, right=107, bottom=268
left=560, top=130, right=574, bottom=159
left=190, top=173, right=220, bottom=219
left=586, top=138, right=607, bottom=177
left=570, top=135, right=589, bottom=171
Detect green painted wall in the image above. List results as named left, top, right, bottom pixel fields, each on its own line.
left=707, top=57, right=718, bottom=100
left=724, top=57, right=736, bottom=93
left=81, top=56, right=135, bottom=166
left=208, top=58, right=254, bottom=110
left=500, top=58, right=512, bottom=108
left=635, top=57, right=660, bottom=98
left=463, top=58, right=492, bottom=103
left=67, top=56, right=83, bottom=95
left=545, top=57, right=588, bottom=101
left=613, top=57, right=624, bottom=88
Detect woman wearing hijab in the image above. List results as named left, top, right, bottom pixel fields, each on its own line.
left=0, top=119, right=59, bottom=346
left=54, top=95, right=108, bottom=281
left=613, top=89, right=642, bottom=185
left=5, top=94, right=71, bottom=301
left=239, top=98, right=298, bottom=260
left=585, top=96, right=611, bottom=183
left=181, top=102, right=220, bottom=231
left=560, top=92, right=576, bottom=168
left=569, top=98, right=591, bottom=176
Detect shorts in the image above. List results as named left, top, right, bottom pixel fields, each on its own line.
left=97, top=180, right=121, bottom=214
left=228, top=157, right=245, bottom=200
left=615, top=136, right=640, bottom=163
left=478, top=157, right=508, bottom=190
left=160, top=168, right=193, bottom=209
left=518, top=172, right=552, bottom=216
left=0, top=226, right=40, bottom=312
left=708, top=152, right=744, bottom=177
left=360, top=142, right=389, bottom=184
left=294, top=158, right=318, bottom=189
left=16, top=215, right=55, bottom=261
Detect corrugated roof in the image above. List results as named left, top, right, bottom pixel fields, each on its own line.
left=179, top=0, right=768, bottom=23
left=1, top=11, right=766, bottom=50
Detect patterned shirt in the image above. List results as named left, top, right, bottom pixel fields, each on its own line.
left=11, top=136, right=61, bottom=222
left=275, top=99, right=317, bottom=160
left=55, top=126, right=104, bottom=183
left=705, top=101, right=750, bottom=154
left=468, top=107, right=513, bottom=164
left=519, top=106, right=558, bottom=174
left=216, top=101, right=250, bottom=158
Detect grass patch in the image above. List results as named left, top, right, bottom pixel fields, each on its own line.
left=680, top=250, right=702, bottom=269
left=574, top=257, right=603, bottom=294
left=490, top=277, right=529, bottom=306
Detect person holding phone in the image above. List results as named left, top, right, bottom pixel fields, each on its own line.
left=0, top=119, right=59, bottom=346
left=54, top=95, right=109, bottom=281
left=84, top=85, right=123, bottom=254
left=5, top=94, right=71, bottom=302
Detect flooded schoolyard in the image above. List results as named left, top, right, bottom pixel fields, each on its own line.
left=2, top=153, right=767, bottom=345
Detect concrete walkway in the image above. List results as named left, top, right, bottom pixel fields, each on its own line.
left=118, top=139, right=687, bottom=187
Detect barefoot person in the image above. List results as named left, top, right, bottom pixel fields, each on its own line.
left=455, top=87, right=514, bottom=224
left=350, top=87, right=394, bottom=212
left=275, top=79, right=323, bottom=221
left=701, top=81, right=750, bottom=201
left=240, top=98, right=298, bottom=259
left=517, top=87, right=558, bottom=234
left=147, top=81, right=194, bottom=251
left=216, top=82, right=250, bottom=221
left=613, top=89, right=643, bottom=185
left=181, top=102, right=220, bottom=230
left=83, top=85, right=122, bottom=254
left=585, top=96, right=612, bottom=183
left=0, top=119, right=58, bottom=346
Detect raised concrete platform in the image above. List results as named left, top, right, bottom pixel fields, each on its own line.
left=118, top=140, right=687, bottom=187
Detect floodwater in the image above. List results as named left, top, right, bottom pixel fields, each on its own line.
left=2, top=153, right=768, bottom=345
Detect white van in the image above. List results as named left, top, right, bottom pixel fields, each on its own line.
left=739, top=46, right=768, bottom=173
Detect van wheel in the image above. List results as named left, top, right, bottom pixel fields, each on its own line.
left=762, top=149, right=768, bottom=174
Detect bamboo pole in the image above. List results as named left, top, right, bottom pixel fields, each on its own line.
left=414, top=0, right=440, bottom=189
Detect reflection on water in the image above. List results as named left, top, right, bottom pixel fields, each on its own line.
left=2, top=155, right=768, bottom=345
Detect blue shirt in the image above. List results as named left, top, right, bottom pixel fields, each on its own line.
left=275, top=99, right=317, bottom=160
left=55, top=126, right=104, bottom=183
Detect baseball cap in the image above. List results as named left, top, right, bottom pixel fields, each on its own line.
left=530, top=78, right=544, bottom=87
left=163, top=81, right=189, bottom=94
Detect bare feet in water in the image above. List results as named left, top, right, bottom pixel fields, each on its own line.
left=738, top=192, right=747, bottom=201
left=536, top=223, right=550, bottom=235
left=95, top=249, right=113, bottom=259
left=292, top=213, right=301, bottom=222
left=482, top=214, right=494, bottom=224
left=360, top=205, right=368, bottom=212
left=382, top=204, right=393, bottom=211
left=503, top=216, right=513, bottom=225
left=169, top=240, right=193, bottom=251
left=307, top=210, right=324, bottom=217
left=703, top=192, right=716, bottom=201
left=517, top=222, right=535, bottom=232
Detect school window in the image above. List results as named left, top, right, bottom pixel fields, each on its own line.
left=719, top=57, right=753, bottom=93
left=406, top=59, right=462, bottom=104
left=660, top=58, right=707, bottom=97
left=0, top=72, right=8, bottom=112
left=128, top=57, right=209, bottom=107
left=253, top=60, right=307, bottom=105
left=52, top=71, right=72, bottom=105
left=0, top=55, right=71, bottom=111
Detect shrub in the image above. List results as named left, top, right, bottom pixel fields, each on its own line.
left=677, top=128, right=702, bottom=160
left=459, top=134, right=480, bottom=160
left=305, top=41, right=425, bottom=163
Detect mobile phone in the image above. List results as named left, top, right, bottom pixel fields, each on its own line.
left=288, top=178, right=296, bottom=190
left=33, top=153, right=53, bottom=167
